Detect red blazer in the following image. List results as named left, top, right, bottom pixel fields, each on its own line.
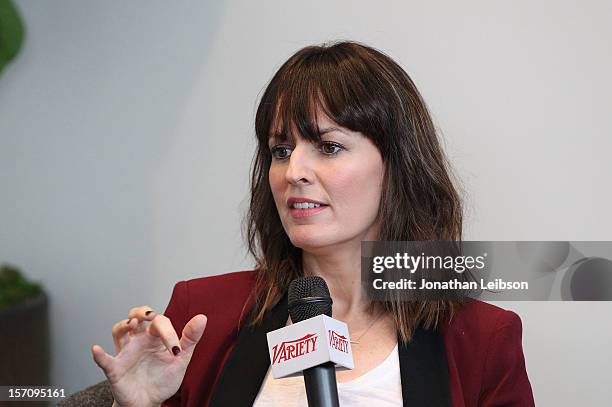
left=161, top=271, right=535, bottom=407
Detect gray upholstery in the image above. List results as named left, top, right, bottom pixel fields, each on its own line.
left=58, top=380, right=113, bottom=407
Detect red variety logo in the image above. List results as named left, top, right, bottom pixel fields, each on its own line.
left=328, top=330, right=350, bottom=354
left=272, top=333, right=318, bottom=364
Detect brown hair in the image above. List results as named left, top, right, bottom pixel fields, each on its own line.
left=243, top=40, right=466, bottom=342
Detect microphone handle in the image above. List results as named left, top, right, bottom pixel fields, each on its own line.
left=303, top=361, right=340, bottom=407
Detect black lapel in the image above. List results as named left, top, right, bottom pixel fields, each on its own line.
left=208, top=293, right=288, bottom=407
left=398, top=326, right=452, bottom=406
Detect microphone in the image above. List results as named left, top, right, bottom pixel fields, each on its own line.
left=265, top=276, right=354, bottom=407
left=289, top=277, right=339, bottom=407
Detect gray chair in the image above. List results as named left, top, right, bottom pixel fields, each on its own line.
left=57, top=380, right=113, bottom=407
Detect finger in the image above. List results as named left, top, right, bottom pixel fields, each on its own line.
left=130, top=318, right=147, bottom=335
left=147, top=314, right=181, bottom=356
left=127, top=305, right=157, bottom=321
left=112, top=319, right=135, bottom=352
left=179, top=314, right=207, bottom=355
left=91, top=344, right=115, bottom=374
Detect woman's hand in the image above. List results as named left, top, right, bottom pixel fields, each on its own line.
left=91, top=306, right=207, bottom=407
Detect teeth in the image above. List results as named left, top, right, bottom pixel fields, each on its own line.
left=292, top=202, right=321, bottom=209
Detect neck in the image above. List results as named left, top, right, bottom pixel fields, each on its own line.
left=302, top=240, right=375, bottom=322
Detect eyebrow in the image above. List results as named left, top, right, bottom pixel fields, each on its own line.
left=268, top=132, right=289, bottom=143
left=268, top=126, right=347, bottom=142
left=318, top=127, right=347, bottom=136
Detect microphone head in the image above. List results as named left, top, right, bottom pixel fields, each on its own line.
left=288, top=276, right=333, bottom=323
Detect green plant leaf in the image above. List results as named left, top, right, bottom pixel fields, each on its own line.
left=0, top=263, right=43, bottom=310
left=0, top=0, right=25, bottom=75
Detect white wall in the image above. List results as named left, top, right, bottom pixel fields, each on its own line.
left=1, top=0, right=611, bottom=405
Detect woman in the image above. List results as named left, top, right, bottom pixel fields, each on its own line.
left=92, top=41, right=535, bottom=407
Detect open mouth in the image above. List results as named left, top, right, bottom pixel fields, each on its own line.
left=288, top=203, right=328, bottom=218
left=290, top=202, right=328, bottom=209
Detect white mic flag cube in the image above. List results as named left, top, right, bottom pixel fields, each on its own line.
left=266, top=314, right=355, bottom=379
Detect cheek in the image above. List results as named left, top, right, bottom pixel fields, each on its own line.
left=268, top=166, right=285, bottom=202
left=328, top=161, right=384, bottom=215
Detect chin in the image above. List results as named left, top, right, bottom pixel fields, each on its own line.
left=289, top=237, right=330, bottom=251
left=287, top=231, right=336, bottom=251
left=288, top=230, right=355, bottom=253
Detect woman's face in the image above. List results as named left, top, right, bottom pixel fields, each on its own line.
left=268, top=111, right=385, bottom=253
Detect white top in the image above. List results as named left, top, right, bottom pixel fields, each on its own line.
left=253, top=343, right=403, bottom=407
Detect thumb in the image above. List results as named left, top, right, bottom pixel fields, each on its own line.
left=91, top=344, right=114, bottom=374
left=179, top=314, right=207, bottom=355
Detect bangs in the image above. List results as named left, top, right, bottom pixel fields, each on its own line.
left=267, top=84, right=329, bottom=145
left=256, top=44, right=390, bottom=153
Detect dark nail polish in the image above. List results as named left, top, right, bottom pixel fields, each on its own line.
left=172, top=346, right=181, bottom=356
left=145, top=310, right=153, bottom=316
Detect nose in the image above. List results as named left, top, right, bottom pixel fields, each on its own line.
left=284, top=144, right=314, bottom=186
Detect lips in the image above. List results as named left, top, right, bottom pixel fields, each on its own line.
left=289, top=205, right=328, bottom=219
left=287, top=197, right=328, bottom=208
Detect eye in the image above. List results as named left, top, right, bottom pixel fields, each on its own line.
left=270, top=141, right=344, bottom=160
left=270, top=145, right=293, bottom=160
left=320, top=141, right=344, bottom=156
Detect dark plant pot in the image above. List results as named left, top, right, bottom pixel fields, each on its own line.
left=0, top=292, right=50, bottom=387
